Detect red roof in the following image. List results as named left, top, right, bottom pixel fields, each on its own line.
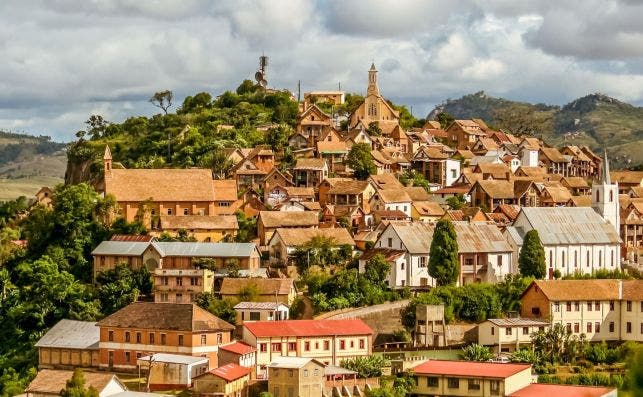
left=219, top=341, right=256, bottom=355
left=205, top=363, right=252, bottom=382
left=413, top=360, right=530, bottom=379
left=110, top=234, right=154, bottom=242
left=509, top=383, right=615, bottom=397
left=244, top=319, right=373, bottom=337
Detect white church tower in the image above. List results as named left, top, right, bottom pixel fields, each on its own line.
left=592, top=150, right=619, bottom=234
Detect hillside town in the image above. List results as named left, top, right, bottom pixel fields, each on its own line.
left=2, top=62, right=643, bottom=397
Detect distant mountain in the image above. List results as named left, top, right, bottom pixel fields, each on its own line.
left=0, top=131, right=67, bottom=201
left=429, top=91, right=643, bottom=168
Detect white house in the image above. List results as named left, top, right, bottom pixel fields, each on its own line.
left=507, top=207, right=621, bottom=279
left=369, top=189, right=413, bottom=217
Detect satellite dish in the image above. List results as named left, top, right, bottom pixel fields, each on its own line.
left=260, top=79, right=268, bottom=88
left=255, top=71, right=264, bottom=83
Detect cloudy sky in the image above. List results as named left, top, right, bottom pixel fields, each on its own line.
left=1, top=0, right=642, bottom=141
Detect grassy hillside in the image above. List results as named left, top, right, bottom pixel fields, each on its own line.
left=430, top=92, right=643, bottom=168
left=0, top=131, right=67, bottom=201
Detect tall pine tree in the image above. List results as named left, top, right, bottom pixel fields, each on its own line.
left=518, top=230, right=546, bottom=278
left=428, top=219, right=460, bottom=286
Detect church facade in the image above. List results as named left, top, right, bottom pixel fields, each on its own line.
left=349, top=64, right=400, bottom=135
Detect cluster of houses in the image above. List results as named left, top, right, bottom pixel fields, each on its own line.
left=24, top=64, right=643, bottom=396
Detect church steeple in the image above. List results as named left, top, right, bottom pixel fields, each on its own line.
left=367, top=63, right=379, bottom=96
left=104, top=145, right=112, bottom=176
left=602, top=149, right=611, bottom=184
left=592, top=149, right=619, bottom=234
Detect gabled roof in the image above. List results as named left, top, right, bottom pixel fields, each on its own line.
left=374, top=189, right=412, bottom=203
left=404, top=187, right=431, bottom=201
left=219, top=341, right=257, bottom=355
left=294, top=158, right=327, bottom=170
left=561, top=176, right=590, bottom=189
left=387, top=222, right=434, bottom=254
left=470, top=180, right=515, bottom=199
left=284, top=186, right=315, bottom=197
left=569, top=195, right=592, bottom=207
left=412, top=201, right=446, bottom=217
left=526, top=280, right=621, bottom=301
left=413, top=360, right=530, bottom=378
left=453, top=221, right=512, bottom=253
left=153, top=242, right=258, bottom=257
left=268, top=356, right=325, bottom=369
left=610, top=171, right=643, bottom=184
left=359, top=248, right=405, bottom=262
left=541, top=185, right=572, bottom=203
left=105, top=168, right=215, bottom=202
left=110, top=234, right=154, bottom=242
left=509, top=383, right=616, bottom=397
left=540, top=147, right=569, bottom=163
left=212, top=179, right=238, bottom=201
left=486, top=318, right=549, bottom=327
left=35, top=319, right=99, bottom=349
left=327, top=180, right=371, bottom=195
left=474, top=162, right=511, bottom=178
left=233, top=301, right=288, bottom=310
left=515, top=207, right=620, bottom=245
left=369, top=173, right=404, bottom=189
left=201, top=363, right=252, bottom=382
left=96, top=302, right=234, bottom=331
left=26, top=370, right=124, bottom=395
left=91, top=241, right=150, bottom=256
left=271, top=227, right=355, bottom=247
left=219, top=278, right=296, bottom=296
left=244, top=319, right=373, bottom=337
left=258, top=211, right=319, bottom=228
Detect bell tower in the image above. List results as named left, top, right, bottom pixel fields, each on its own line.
left=367, top=63, right=379, bottom=97
left=592, top=149, right=619, bottom=234
left=104, top=145, right=113, bottom=177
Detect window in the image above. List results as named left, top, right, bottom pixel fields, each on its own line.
left=641, top=323, right=643, bottom=334
left=136, top=332, right=141, bottom=343
left=574, top=301, right=580, bottom=311
left=427, top=377, right=439, bottom=387
left=259, top=343, right=267, bottom=352
left=574, top=251, right=578, bottom=266
left=162, top=277, right=168, bottom=285
left=178, top=335, right=184, bottom=346
left=125, top=332, right=130, bottom=342
left=161, top=334, right=166, bottom=345
left=149, top=333, right=155, bottom=344
left=505, top=327, right=512, bottom=336
left=549, top=251, right=553, bottom=266
left=272, top=343, right=281, bottom=352
left=587, top=322, right=593, bottom=333
left=108, top=330, right=114, bottom=342
left=183, top=208, right=188, bottom=215
left=566, top=302, right=572, bottom=311
left=125, top=351, right=130, bottom=362
left=304, top=369, right=309, bottom=377
left=490, top=380, right=500, bottom=394
left=447, top=378, right=459, bottom=388
left=313, top=369, right=319, bottom=376
left=627, top=322, right=632, bottom=333
left=339, top=340, right=346, bottom=350
left=249, top=312, right=261, bottom=321
left=304, top=341, right=310, bottom=351
left=176, top=294, right=182, bottom=303
left=401, top=262, right=405, bottom=270
left=190, top=277, right=198, bottom=286
left=359, top=339, right=365, bottom=349
left=315, top=342, right=319, bottom=349
left=609, top=322, right=615, bottom=333
left=554, top=303, right=560, bottom=312
left=574, top=323, right=580, bottom=333
left=610, top=301, right=615, bottom=311
left=468, top=379, right=481, bottom=390
left=176, top=277, right=183, bottom=286
left=587, top=251, right=590, bottom=266
left=595, top=301, right=600, bottom=311
left=491, top=327, right=495, bottom=335
left=522, top=327, right=529, bottom=335
left=387, top=238, right=393, bottom=247
left=167, top=208, right=172, bottom=215
left=587, top=301, right=592, bottom=311
left=324, top=341, right=330, bottom=350
left=200, top=334, right=207, bottom=345
left=641, top=302, right=643, bottom=312
left=350, top=340, right=355, bottom=348
left=288, top=370, right=294, bottom=378
left=627, top=301, right=632, bottom=312
left=566, top=323, right=572, bottom=333
left=595, top=322, right=601, bottom=333
left=217, top=333, right=222, bottom=344
left=419, top=257, right=426, bottom=267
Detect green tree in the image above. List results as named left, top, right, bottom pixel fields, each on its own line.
left=366, top=121, right=382, bottom=136
left=265, top=125, right=291, bottom=151
left=461, top=344, right=493, bottom=361
left=341, top=356, right=388, bottom=378
left=235, top=212, right=257, bottom=243
left=207, top=146, right=235, bottom=180
left=436, top=112, right=454, bottom=129
left=347, top=143, right=376, bottom=180
left=149, top=90, right=173, bottom=115
left=363, top=254, right=390, bottom=289
left=60, top=368, right=99, bottom=397
left=510, top=348, right=540, bottom=364
left=518, top=230, right=546, bottom=279
left=445, top=194, right=466, bottom=210
left=95, top=264, right=152, bottom=315
left=236, top=79, right=259, bottom=95
left=628, top=344, right=643, bottom=393
left=428, top=219, right=460, bottom=286
left=194, top=293, right=237, bottom=325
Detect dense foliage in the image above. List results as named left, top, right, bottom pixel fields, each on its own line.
left=346, top=143, right=376, bottom=180
left=461, top=344, right=493, bottom=361
left=428, top=219, right=460, bottom=286
left=292, top=236, right=353, bottom=273
left=518, top=230, right=546, bottom=278
left=341, top=356, right=389, bottom=378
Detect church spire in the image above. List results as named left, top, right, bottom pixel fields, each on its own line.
left=367, top=63, right=379, bottom=96
left=104, top=145, right=112, bottom=175
left=602, top=149, right=610, bottom=184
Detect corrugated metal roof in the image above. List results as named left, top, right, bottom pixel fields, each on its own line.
left=138, top=353, right=208, bottom=365
left=153, top=242, right=257, bottom=257
left=35, top=319, right=99, bottom=349
left=504, top=226, right=524, bottom=246
left=233, top=302, right=287, bottom=310
left=91, top=241, right=150, bottom=256
left=517, top=207, right=620, bottom=245
left=487, top=318, right=549, bottom=327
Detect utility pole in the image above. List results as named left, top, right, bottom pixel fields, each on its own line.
left=298, top=80, right=301, bottom=102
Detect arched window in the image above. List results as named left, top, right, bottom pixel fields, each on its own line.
left=599, top=250, right=603, bottom=267
left=611, top=251, right=615, bottom=266
left=596, top=190, right=600, bottom=202
left=561, top=254, right=565, bottom=268
left=586, top=251, right=590, bottom=266
left=549, top=251, right=553, bottom=267
left=574, top=251, right=578, bottom=266
left=609, top=190, right=614, bottom=202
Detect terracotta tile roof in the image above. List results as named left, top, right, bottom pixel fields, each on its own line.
left=454, top=149, right=475, bottom=159
left=622, top=280, right=643, bottom=300
left=219, top=341, right=257, bottom=355
left=432, top=185, right=471, bottom=195
left=561, top=145, right=592, bottom=162
left=404, top=187, right=431, bottom=201
left=369, top=173, right=404, bottom=189
left=476, top=137, right=499, bottom=151
left=610, top=171, right=643, bottom=184
left=561, top=177, right=590, bottom=189
left=540, top=147, right=568, bottom=163
left=105, top=168, right=215, bottom=202
left=317, top=140, right=349, bottom=153
left=542, top=185, right=572, bottom=203
left=509, top=383, right=615, bottom=397
left=219, top=278, right=295, bottom=296
left=630, top=186, right=643, bottom=198
left=474, top=162, right=511, bottom=178
left=110, top=234, right=154, bottom=242
left=328, top=180, right=371, bottom=195
left=413, top=360, right=530, bottom=378
left=244, top=319, right=373, bottom=337
left=26, top=370, right=122, bottom=395
left=412, top=201, right=446, bottom=217
left=294, top=158, right=327, bottom=170
left=159, top=215, right=238, bottom=230
left=375, top=189, right=412, bottom=203
left=321, top=177, right=354, bottom=187
left=529, top=280, right=621, bottom=301
left=213, top=180, right=238, bottom=202
left=271, top=227, right=355, bottom=246
left=371, top=150, right=393, bottom=165
left=202, top=363, right=252, bottom=382
left=258, top=211, right=319, bottom=228
left=471, top=180, right=515, bottom=199
left=284, top=187, right=315, bottom=197
left=301, top=201, right=322, bottom=211
left=516, top=166, right=546, bottom=177
left=494, top=204, right=521, bottom=220
left=569, top=195, right=592, bottom=207
left=96, top=302, right=234, bottom=331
